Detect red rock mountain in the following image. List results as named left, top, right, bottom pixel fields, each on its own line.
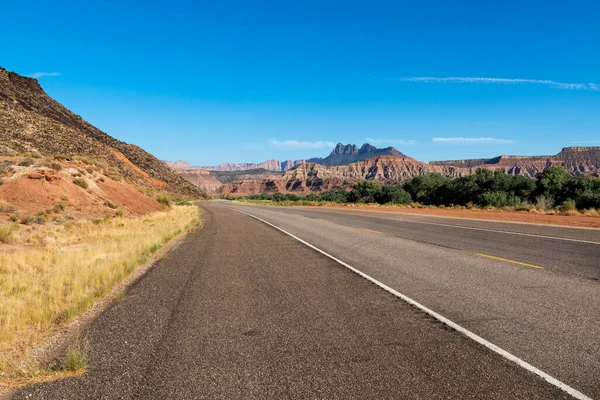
left=219, top=147, right=600, bottom=196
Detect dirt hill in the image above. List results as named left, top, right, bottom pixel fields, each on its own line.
left=0, top=66, right=204, bottom=220
left=0, top=67, right=201, bottom=198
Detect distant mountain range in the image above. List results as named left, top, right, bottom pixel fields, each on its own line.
left=165, top=142, right=405, bottom=172
left=217, top=146, right=600, bottom=196
left=165, top=143, right=600, bottom=195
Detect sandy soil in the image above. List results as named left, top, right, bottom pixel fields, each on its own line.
left=315, top=205, right=600, bottom=229
left=0, top=166, right=161, bottom=220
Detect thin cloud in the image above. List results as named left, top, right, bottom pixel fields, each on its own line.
left=268, top=139, right=336, bottom=149
left=27, top=72, right=61, bottom=79
left=570, top=140, right=600, bottom=144
left=395, top=77, right=599, bottom=91
left=432, top=137, right=515, bottom=144
left=365, top=138, right=416, bottom=145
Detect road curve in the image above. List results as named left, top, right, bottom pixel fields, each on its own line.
left=13, top=202, right=595, bottom=399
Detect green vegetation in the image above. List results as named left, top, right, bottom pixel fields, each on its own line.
left=72, top=178, right=89, bottom=189
left=232, top=166, right=600, bottom=212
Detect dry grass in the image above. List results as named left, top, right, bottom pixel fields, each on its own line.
left=0, top=205, right=199, bottom=380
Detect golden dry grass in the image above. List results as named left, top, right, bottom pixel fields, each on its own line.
left=0, top=205, right=199, bottom=380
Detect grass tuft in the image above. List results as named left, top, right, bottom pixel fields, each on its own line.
left=63, top=342, right=88, bottom=372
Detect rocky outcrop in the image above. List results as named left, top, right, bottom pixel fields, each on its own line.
left=306, top=143, right=407, bottom=166
left=175, top=169, right=223, bottom=193
left=0, top=66, right=202, bottom=197
left=430, top=147, right=600, bottom=178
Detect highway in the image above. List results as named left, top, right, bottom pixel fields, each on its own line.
left=13, top=201, right=599, bottom=399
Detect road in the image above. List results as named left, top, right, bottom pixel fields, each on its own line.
left=14, top=201, right=599, bottom=399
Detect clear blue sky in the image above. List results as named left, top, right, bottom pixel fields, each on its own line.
left=3, top=0, right=600, bottom=164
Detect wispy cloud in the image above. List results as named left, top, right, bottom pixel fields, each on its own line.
left=569, top=140, right=600, bottom=144
left=268, top=139, right=336, bottom=149
left=395, top=77, right=599, bottom=91
left=365, top=138, right=416, bottom=145
left=432, top=137, right=515, bottom=144
left=27, top=72, right=61, bottom=79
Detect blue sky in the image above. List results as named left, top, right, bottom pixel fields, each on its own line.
left=3, top=0, right=600, bottom=164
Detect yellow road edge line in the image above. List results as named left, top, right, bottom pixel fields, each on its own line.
left=464, top=251, right=543, bottom=269
left=361, top=228, right=383, bottom=234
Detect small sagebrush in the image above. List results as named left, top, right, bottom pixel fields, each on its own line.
left=72, top=178, right=88, bottom=189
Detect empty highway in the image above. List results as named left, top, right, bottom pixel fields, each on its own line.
left=14, top=201, right=599, bottom=399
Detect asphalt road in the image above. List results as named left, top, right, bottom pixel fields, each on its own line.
left=13, top=202, right=598, bottom=399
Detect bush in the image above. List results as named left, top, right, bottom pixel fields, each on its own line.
left=156, top=194, right=172, bottom=208
left=73, top=178, right=88, bottom=189
left=0, top=224, right=16, bottom=243
left=378, top=185, right=412, bottom=205
left=54, top=202, right=66, bottom=212
left=9, top=213, right=18, bottom=222
left=33, top=212, right=48, bottom=224
left=535, top=195, right=555, bottom=211
left=0, top=202, right=16, bottom=213
left=104, top=200, right=117, bottom=209
left=19, top=215, right=33, bottom=225
left=479, top=191, right=523, bottom=208
left=559, top=199, right=577, bottom=214
left=18, top=158, right=35, bottom=167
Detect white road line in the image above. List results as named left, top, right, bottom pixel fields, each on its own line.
left=276, top=208, right=600, bottom=245
left=237, top=209, right=593, bottom=400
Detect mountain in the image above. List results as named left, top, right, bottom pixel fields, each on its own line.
left=0, top=66, right=203, bottom=217
left=306, top=143, right=408, bottom=166
left=166, top=143, right=406, bottom=173
left=189, top=159, right=305, bottom=172
left=219, top=147, right=600, bottom=196
left=430, top=147, right=600, bottom=177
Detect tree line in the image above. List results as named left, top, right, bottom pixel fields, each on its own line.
left=236, top=166, right=600, bottom=211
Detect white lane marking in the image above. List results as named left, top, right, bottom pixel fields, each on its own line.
left=280, top=208, right=600, bottom=245
left=237, top=209, right=593, bottom=400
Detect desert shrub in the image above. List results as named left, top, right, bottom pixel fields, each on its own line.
left=54, top=202, right=66, bottom=212
left=19, top=215, right=33, bottom=225
left=156, top=194, right=173, bottom=208
left=73, top=178, right=88, bottom=189
left=104, top=200, right=117, bottom=209
left=48, top=162, right=62, bottom=171
left=559, top=199, right=577, bottom=214
left=18, top=158, right=35, bottom=167
left=9, top=213, right=19, bottom=222
left=0, top=201, right=16, bottom=213
left=535, top=194, right=555, bottom=211
left=115, top=209, right=124, bottom=217
left=34, top=211, right=48, bottom=224
left=0, top=224, right=16, bottom=243
left=0, top=179, right=3, bottom=185
left=53, top=154, right=69, bottom=161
